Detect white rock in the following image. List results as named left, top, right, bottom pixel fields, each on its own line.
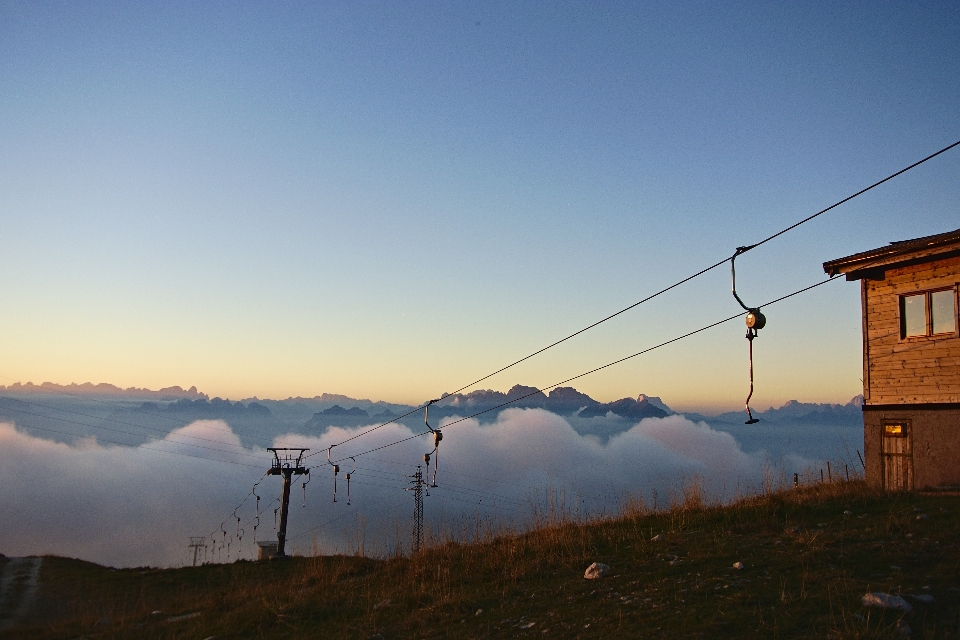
left=733, top=562, right=744, bottom=570
left=584, top=562, right=610, bottom=580
left=651, top=534, right=664, bottom=542
left=861, top=592, right=913, bottom=612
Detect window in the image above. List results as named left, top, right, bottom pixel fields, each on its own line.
left=900, top=287, right=958, bottom=338
left=901, top=294, right=926, bottom=337
left=932, top=289, right=957, bottom=334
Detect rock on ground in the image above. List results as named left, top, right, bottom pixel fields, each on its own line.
left=861, top=592, right=913, bottom=613
left=584, top=562, right=610, bottom=580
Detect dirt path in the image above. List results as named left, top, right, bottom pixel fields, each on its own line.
left=0, top=557, right=43, bottom=631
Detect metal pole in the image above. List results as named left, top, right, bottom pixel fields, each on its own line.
left=409, top=466, right=424, bottom=554
left=266, top=448, right=309, bottom=559
left=188, top=537, right=206, bottom=567
left=277, top=469, right=293, bottom=556
left=414, top=467, right=424, bottom=553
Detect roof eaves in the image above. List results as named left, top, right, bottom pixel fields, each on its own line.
left=823, top=228, right=960, bottom=277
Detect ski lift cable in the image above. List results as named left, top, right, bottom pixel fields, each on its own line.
left=332, top=275, right=843, bottom=463
left=430, top=492, right=524, bottom=514
left=286, top=493, right=408, bottom=543
left=432, top=139, right=960, bottom=402
left=310, top=138, right=960, bottom=458
left=352, top=468, right=528, bottom=507
left=4, top=139, right=957, bottom=469
left=351, top=467, right=528, bottom=505
left=204, top=471, right=271, bottom=542
left=360, top=455, right=515, bottom=487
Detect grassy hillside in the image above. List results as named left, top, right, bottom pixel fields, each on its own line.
left=5, top=481, right=960, bottom=639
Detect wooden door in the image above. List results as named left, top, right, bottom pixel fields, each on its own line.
left=882, top=422, right=913, bottom=491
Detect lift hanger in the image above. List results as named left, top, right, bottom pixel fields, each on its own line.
left=422, top=399, right=442, bottom=489
left=301, top=469, right=311, bottom=507
left=731, top=246, right=766, bottom=425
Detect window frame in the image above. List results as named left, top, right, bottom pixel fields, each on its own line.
left=899, top=285, right=959, bottom=340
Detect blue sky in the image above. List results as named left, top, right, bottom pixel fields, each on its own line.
left=1, top=1, right=959, bottom=410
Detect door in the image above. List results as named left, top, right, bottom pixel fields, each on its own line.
left=882, top=421, right=913, bottom=491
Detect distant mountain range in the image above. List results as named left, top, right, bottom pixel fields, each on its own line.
left=0, top=381, right=208, bottom=400
left=683, top=396, right=864, bottom=425
left=0, top=380, right=865, bottom=446
left=140, top=397, right=271, bottom=418
left=295, top=385, right=672, bottom=428
left=436, top=384, right=668, bottom=419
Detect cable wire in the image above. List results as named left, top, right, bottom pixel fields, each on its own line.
left=312, top=138, right=960, bottom=458
left=333, top=275, right=843, bottom=462
left=435, top=140, right=959, bottom=401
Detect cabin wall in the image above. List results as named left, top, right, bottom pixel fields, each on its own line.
left=863, top=255, right=960, bottom=405
left=863, top=406, right=960, bottom=489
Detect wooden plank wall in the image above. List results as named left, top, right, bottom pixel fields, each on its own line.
left=865, top=255, right=960, bottom=404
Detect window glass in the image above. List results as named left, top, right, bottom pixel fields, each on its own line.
left=931, top=289, right=957, bottom=334
left=901, top=294, right=926, bottom=337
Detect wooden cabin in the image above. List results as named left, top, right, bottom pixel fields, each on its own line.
left=824, top=228, right=960, bottom=491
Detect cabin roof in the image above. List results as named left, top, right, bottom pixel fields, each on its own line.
left=823, top=227, right=960, bottom=280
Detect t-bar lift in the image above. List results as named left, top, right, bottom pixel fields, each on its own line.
left=731, top=247, right=766, bottom=424
left=266, top=447, right=309, bottom=557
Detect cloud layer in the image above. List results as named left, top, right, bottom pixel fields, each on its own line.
left=0, top=409, right=828, bottom=567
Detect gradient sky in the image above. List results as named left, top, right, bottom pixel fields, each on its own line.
left=2, top=1, right=959, bottom=411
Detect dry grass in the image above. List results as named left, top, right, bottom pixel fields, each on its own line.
left=7, top=476, right=960, bottom=639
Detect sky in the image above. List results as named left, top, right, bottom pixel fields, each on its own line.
left=2, top=1, right=959, bottom=411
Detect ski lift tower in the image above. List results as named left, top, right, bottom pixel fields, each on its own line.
left=266, top=448, right=309, bottom=557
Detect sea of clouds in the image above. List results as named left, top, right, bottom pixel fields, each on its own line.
left=0, top=409, right=844, bottom=568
